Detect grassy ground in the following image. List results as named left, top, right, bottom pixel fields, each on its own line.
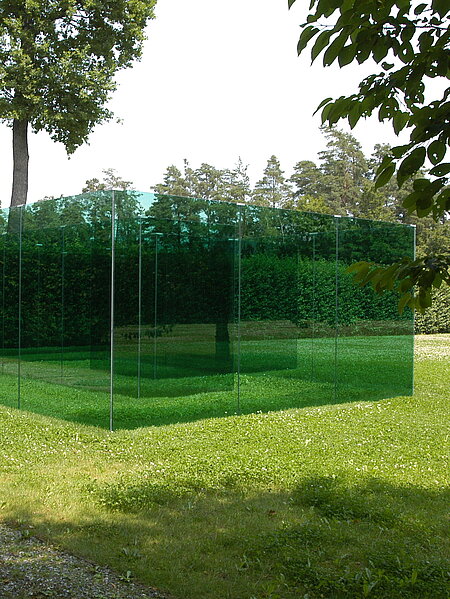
left=0, top=334, right=413, bottom=428
left=0, top=334, right=448, bottom=598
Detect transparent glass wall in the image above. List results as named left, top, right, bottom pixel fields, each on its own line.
left=0, top=191, right=414, bottom=429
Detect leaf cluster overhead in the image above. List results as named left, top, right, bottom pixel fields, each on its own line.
left=289, top=0, right=449, bottom=311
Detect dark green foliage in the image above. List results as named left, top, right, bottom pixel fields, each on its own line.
left=415, top=284, right=450, bottom=333
left=240, top=253, right=410, bottom=327
left=0, top=191, right=415, bottom=428
left=289, top=0, right=450, bottom=311
left=0, top=0, right=156, bottom=205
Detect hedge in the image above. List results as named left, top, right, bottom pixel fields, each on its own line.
left=415, top=284, right=450, bottom=334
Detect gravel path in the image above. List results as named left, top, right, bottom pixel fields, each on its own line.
left=0, top=523, right=169, bottom=599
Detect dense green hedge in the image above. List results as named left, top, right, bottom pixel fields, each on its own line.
left=1, top=243, right=418, bottom=350
left=415, top=285, right=450, bottom=334
left=240, top=253, right=411, bottom=326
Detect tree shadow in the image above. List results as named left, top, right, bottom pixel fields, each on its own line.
left=3, top=477, right=449, bottom=599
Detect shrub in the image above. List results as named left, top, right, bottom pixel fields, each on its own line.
left=415, top=285, right=450, bottom=334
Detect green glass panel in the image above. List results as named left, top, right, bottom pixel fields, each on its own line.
left=112, top=217, right=141, bottom=391
left=111, top=203, right=237, bottom=428
left=135, top=229, right=235, bottom=427
left=6, top=195, right=113, bottom=428
left=0, top=208, right=20, bottom=409
left=59, top=221, right=107, bottom=424
left=86, top=192, right=112, bottom=428
left=19, top=214, right=63, bottom=414
left=0, top=191, right=415, bottom=429
left=236, top=205, right=337, bottom=414
left=336, top=218, right=415, bottom=402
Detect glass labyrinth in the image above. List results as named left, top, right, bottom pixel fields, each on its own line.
left=0, top=192, right=415, bottom=430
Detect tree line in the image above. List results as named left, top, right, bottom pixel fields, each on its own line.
left=150, top=127, right=448, bottom=261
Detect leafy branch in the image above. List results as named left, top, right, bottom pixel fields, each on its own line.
left=290, top=0, right=450, bottom=311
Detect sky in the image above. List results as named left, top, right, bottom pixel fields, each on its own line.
left=0, top=0, right=414, bottom=205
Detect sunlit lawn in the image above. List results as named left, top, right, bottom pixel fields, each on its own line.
left=0, top=334, right=448, bottom=598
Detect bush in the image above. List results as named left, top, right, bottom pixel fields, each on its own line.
left=240, top=254, right=410, bottom=326
left=415, top=285, right=450, bottom=334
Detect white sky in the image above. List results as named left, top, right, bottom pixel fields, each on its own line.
left=0, top=0, right=415, bottom=204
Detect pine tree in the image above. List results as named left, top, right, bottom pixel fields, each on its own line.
left=318, top=128, right=368, bottom=215
left=253, top=155, right=291, bottom=209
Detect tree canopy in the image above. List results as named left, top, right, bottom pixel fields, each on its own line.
left=289, top=0, right=449, bottom=311
left=0, top=0, right=156, bottom=206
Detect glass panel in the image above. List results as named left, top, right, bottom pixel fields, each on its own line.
left=0, top=191, right=415, bottom=429
left=87, top=192, right=113, bottom=428
left=0, top=207, right=20, bottom=408
left=8, top=193, right=113, bottom=428
left=111, top=215, right=141, bottom=429
left=336, top=218, right=415, bottom=402
left=305, top=225, right=338, bottom=403
left=61, top=220, right=108, bottom=425
left=237, top=206, right=337, bottom=414
left=20, top=209, right=63, bottom=414
left=136, top=228, right=236, bottom=427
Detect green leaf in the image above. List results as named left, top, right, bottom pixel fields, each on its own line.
left=398, top=292, right=412, bottom=314
left=399, top=278, right=414, bottom=293
left=327, top=99, right=350, bottom=125
left=432, top=273, right=443, bottom=288
left=418, top=31, right=434, bottom=52
left=418, top=289, right=432, bottom=310
left=393, top=112, right=409, bottom=135
left=311, top=29, right=333, bottom=62
left=434, top=189, right=450, bottom=216
left=375, top=163, right=396, bottom=188
left=313, top=97, right=333, bottom=116
left=397, top=147, right=426, bottom=188
left=297, top=26, right=319, bottom=54
left=431, top=0, right=449, bottom=18
left=427, top=140, right=447, bottom=165
left=346, top=261, right=370, bottom=273
left=338, top=43, right=357, bottom=67
left=429, top=163, right=450, bottom=177
left=340, top=0, right=355, bottom=10
left=372, top=38, right=389, bottom=63
left=355, top=36, right=373, bottom=64
left=288, top=0, right=297, bottom=8
left=401, top=25, right=414, bottom=43
left=391, top=144, right=412, bottom=159
left=348, top=103, right=361, bottom=128
left=414, top=3, right=427, bottom=15
left=402, top=191, right=421, bottom=210
left=375, top=155, right=394, bottom=176
left=353, top=263, right=372, bottom=282
left=398, top=41, right=414, bottom=64
left=416, top=195, right=433, bottom=217
left=412, top=178, right=430, bottom=192
left=320, top=102, right=335, bottom=124
left=306, top=13, right=321, bottom=23
left=323, top=31, right=348, bottom=66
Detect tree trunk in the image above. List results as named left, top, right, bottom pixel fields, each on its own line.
left=10, top=119, right=29, bottom=208
left=215, top=321, right=231, bottom=369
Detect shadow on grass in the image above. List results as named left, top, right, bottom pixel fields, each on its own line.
left=4, top=477, right=448, bottom=599
left=0, top=333, right=414, bottom=430
left=1, top=370, right=412, bottom=431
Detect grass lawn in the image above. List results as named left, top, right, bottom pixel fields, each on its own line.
left=0, top=334, right=448, bottom=598
left=0, top=333, right=413, bottom=428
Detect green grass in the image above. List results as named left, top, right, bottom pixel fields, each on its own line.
left=0, top=335, right=414, bottom=428
left=0, top=334, right=448, bottom=598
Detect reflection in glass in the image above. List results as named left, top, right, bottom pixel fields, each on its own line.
left=0, top=192, right=415, bottom=429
